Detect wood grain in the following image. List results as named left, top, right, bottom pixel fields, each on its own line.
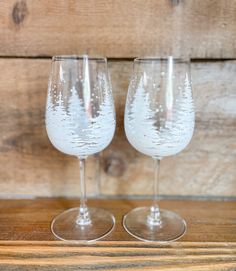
left=1, top=0, right=236, bottom=58
left=0, top=199, right=235, bottom=270
left=0, top=199, right=236, bottom=242
left=103, top=61, right=236, bottom=197
left=0, top=241, right=235, bottom=270
left=0, top=58, right=235, bottom=197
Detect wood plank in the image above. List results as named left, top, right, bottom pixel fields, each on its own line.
left=0, top=58, right=235, bottom=197
left=104, top=60, right=236, bottom=197
left=1, top=0, right=236, bottom=58
left=0, top=241, right=235, bottom=270
left=0, top=199, right=236, bottom=242
left=0, top=199, right=236, bottom=270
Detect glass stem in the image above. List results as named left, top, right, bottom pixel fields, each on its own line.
left=153, top=158, right=160, bottom=207
left=147, top=158, right=162, bottom=226
left=76, top=157, right=91, bottom=226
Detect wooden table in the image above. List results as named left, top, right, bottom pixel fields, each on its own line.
left=0, top=198, right=235, bottom=270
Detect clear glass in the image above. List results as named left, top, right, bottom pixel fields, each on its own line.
left=124, top=56, right=195, bottom=242
left=45, top=55, right=116, bottom=242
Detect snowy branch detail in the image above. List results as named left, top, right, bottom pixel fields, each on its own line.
left=125, top=74, right=194, bottom=158
left=46, top=86, right=115, bottom=157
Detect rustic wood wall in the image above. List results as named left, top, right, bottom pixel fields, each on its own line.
left=0, top=0, right=235, bottom=198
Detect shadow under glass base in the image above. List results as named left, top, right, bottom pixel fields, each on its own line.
left=51, top=207, right=115, bottom=243
left=123, top=207, right=186, bottom=243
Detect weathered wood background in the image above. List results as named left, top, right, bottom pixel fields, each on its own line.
left=0, top=0, right=235, bottom=198
left=2, top=0, right=236, bottom=58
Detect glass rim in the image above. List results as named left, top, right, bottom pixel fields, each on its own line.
left=134, top=57, right=190, bottom=64
left=52, top=55, right=107, bottom=62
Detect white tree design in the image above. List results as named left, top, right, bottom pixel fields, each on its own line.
left=125, top=73, right=195, bottom=158
left=125, top=76, right=158, bottom=155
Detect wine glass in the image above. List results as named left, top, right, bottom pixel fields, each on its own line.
left=124, top=56, right=195, bottom=242
left=45, top=55, right=116, bottom=242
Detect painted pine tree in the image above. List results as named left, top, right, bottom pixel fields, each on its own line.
left=125, top=76, right=158, bottom=157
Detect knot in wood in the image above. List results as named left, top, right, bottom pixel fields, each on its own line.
left=103, top=153, right=127, bottom=177
left=12, top=1, right=28, bottom=25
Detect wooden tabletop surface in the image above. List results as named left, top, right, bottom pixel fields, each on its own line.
left=0, top=198, right=235, bottom=270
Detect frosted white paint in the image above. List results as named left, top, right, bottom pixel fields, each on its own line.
left=125, top=74, right=195, bottom=158
left=46, top=86, right=115, bottom=157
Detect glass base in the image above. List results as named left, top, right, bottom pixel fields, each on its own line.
left=51, top=207, right=115, bottom=242
left=123, top=207, right=186, bottom=243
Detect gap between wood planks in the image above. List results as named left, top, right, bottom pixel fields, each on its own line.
left=0, top=55, right=235, bottom=62
left=0, top=194, right=235, bottom=201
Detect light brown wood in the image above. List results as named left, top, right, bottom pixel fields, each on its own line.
left=104, top=60, right=236, bottom=197
left=0, top=199, right=235, bottom=270
left=0, top=58, right=235, bottom=197
left=1, top=0, right=236, bottom=58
